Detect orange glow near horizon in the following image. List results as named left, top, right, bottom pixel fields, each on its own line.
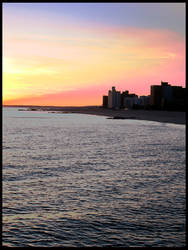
left=3, top=3, right=185, bottom=106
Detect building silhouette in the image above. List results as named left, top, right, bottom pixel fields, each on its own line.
left=108, top=86, right=121, bottom=109
left=102, top=82, right=185, bottom=111
left=102, top=95, right=108, bottom=108
left=139, top=95, right=150, bottom=107
left=150, top=81, right=185, bottom=110
left=121, top=91, right=138, bottom=108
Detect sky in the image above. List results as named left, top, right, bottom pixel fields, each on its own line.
left=3, top=3, right=185, bottom=106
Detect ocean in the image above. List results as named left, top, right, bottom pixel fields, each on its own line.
left=2, top=107, right=186, bottom=247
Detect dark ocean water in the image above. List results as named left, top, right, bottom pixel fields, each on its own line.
left=2, top=107, right=186, bottom=247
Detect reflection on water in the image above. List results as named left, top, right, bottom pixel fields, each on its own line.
left=3, top=108, right=186, bottom=247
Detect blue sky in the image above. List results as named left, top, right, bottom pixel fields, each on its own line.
left=3, top=3, right=185, bottom=35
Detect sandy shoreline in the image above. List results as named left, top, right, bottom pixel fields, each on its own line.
left=23, top=106, right=186, bottom=125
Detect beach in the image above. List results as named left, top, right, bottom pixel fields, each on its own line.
left=24, top=106, right=186, bottom=125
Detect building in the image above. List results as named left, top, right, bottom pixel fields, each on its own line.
left=150, top=81, right=172, bottom=107
left=150, top=85, right=162, bottom=107
left=105, top=87, right=139, bottom=109
left=139, top=95, right=150, bottom=107
left=102, top=95, right=108, bottom=108
left=115, top=91, right=121, bottom=109
left=171, top=86, right=186, bottom=110
left=102, top=82, right=184, bottom=111
left=108, top=86, right=121, bottom=109
left=121, top=90, right=138, bottom=108
left=108, top=89, right=113, bottom=108
left=150, top=81, right=185, bottom=110
left=123, top=94, right=138, bottom=108
left=121, top=91, right=129, bottom=107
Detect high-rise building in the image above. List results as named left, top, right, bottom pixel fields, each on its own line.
left=171, top=86, right=186, bottom=109
left=102, top=95, right=108, bottom=107
left=121, top=91, right=129, bottom=107
left=150, top=85, right=162, bottom=106
left=108, top=86, right=121, bottom=109
left=150, top=81, right=185, bottom=110
left=116, top=91, right=121, bottom=109
left=108, top=89, right=113, bottom=108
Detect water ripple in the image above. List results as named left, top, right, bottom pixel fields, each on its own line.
left=2, top=108, right=186, bottom=247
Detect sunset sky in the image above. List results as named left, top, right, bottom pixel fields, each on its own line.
left=3, top=3, right=185, bottom=106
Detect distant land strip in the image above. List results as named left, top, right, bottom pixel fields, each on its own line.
left=4, top=105, right=185, bottom=125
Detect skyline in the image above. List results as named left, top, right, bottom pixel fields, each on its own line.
left=3, top=3, right=185, bottom=106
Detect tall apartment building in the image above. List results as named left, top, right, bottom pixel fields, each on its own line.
left=150, top=85, right=162, bottom=106
left=102, top=95, right=108, bottom=108
left=108, top=86, right=121, bottom=109
left=150, top=81, right=185, bottom=110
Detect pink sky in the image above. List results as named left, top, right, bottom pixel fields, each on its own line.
left=3, top=3, right=185, bottom=106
